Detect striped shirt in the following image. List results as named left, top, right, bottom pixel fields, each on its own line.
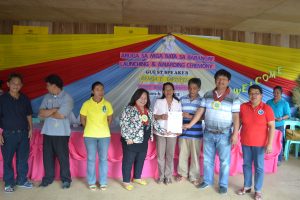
left=201, top=88, right=240, bottom=132
left=180, top=95, right=203, bottom=139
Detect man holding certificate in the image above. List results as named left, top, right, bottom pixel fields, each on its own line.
left=183, top=69, right=240, bottom=194
left=154, top=82, right=182, bottom=185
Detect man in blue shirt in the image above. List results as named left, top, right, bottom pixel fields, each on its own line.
left=267, top=86, right=291, bottom=165
left=39, top=74, right=74, bottom=189
left=0, top=73, right=33, bottom=193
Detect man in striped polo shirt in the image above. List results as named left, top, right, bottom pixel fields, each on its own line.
left=176, top=78, right=203, bottom=186
left=184, top=69, right=240, bottom=194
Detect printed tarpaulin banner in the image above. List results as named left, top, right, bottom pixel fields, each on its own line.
left=0, top=34, right=299, bottom=132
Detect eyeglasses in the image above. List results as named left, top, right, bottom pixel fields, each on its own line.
left=249, top=93, right=261, bottom=96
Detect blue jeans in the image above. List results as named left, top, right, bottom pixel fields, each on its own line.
left=276, top=126, right=284, bottom=162
left=203, top=130, right=231, bottom=188
left=242, top=145, right=265, bottom=192
left=1, top=130, right=29, bottom=186
left=84, top=137, right=110, bottom=185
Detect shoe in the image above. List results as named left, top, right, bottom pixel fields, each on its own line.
left=219, top=186, right=227, bottom=194
left=89, top=184, right=97, bottom=191
left=156, top=178, right=164, bottom=184
left=133, top=179, right=147, bottom=185
left=237, top=187, right=251, bottom=195
left=123, top=183, right=134, bottom=191
left=255, top=192, right=262, bottom=200
left=277, top=161, right=282, bottom=166
left=100, top=185, right=107, bottom=191
left=164, top=178, right=172, bottom=185
left=62, top=182, right=71, bottom=189
left=17, top=181, right=33, bottom=189
left=198, top=182, right=209, bottom=189
left=175, top=175, right=186, bottom=182
left=190, top=179, right=200, bottom=186
left=39, top=181, right=49, bottom=187
left=4, top=185, right=14, bottom=193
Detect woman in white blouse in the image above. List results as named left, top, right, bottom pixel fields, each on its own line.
left=153, top=82, right=182, bottom=184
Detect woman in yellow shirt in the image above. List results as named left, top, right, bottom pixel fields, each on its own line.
left=80, top=82, right=113, bottom=191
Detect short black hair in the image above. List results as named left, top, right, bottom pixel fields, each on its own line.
left=248, top=84, right=263, bottom=94
left=45, top=74, right=63, bottom=89
left=273, top=85, right=283, bottom=94
left=0, top=80, right=3, bottom=87
left=214, top=69, right=231, bottom=81
left=7, top=73, right=23, bottom=83
left=128, top=88, right=150, bottom=109
left=188, top=78, right=201, bottom=88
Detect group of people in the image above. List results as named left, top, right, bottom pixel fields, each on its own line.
left=0, top=69, right=290, bottom=200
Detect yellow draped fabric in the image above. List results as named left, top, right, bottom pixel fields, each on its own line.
left=0, top=34, right=163, bottom=70
left=176, top=34, right=300, bottom=81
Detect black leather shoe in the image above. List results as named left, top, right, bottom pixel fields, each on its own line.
left=62, top=182, right=71, bottom=189
left=39, top=182, right=49, bottom=187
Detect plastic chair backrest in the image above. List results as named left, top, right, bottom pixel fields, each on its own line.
left=283, top=120, right=300, bottom=138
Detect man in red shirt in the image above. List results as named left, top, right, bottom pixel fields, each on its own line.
left=238, top=85, right=275, bottom=200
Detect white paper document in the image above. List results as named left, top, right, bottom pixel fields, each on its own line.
left=167, top=111, right=183, bottom=134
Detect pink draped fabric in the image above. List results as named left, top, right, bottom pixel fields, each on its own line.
left=0, top=129, right=281, bottom=181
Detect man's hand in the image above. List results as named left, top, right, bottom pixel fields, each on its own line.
left=0, top=135, right=4, bottom=145
left=265, top=144, right=272, bottom=154
left=183, top=124, right=191, bottom=130
left=230, top=134, right=238, bottom=145
left=28, top=129, right=33, bottom=140
left=182, top=112, right=192, bottom=119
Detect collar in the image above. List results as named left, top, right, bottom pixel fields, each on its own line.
left=90, top=97, right=105, bottom=104
left=52, top=90, right=64, bottom=98
left=247, top=101, right=264, bottom=110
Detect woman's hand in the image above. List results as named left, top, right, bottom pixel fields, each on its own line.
left=161, top=114, right=168, bottom=120
left=126, top=139, right=133, bottom=145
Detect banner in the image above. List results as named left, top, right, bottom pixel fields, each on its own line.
left=13, top=25, right=48, bottom=35
left=114, top=26, right=148, bottom=35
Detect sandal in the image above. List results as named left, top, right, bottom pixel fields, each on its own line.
left=255, top=192, right=262, bottom=200
left=164, top=178, right=172, bottom=185
left=100, top=185, right=107, bottom=191
left=175, top=175, right=186, bottom=182
left=133, top=179, right=147, bottom=185
left=237, top=187, right=251, bottom=195
left=88, top=184, right=97, bottom=191
left=123, top=183, right=134, bottom=191
left=190, top=179, right=200, bottom=186
left=156, top=178, right=164, bottom=184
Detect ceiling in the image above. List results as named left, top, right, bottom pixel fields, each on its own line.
left=1, top=0, right=300, bottom=35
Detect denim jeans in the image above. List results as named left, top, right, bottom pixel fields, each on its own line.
left=276, top=126, right=284, bottom=162
left=1, top=130, right=29, bottom=186
left=84, top=137, right=110, bottom=185
left=203, top=130, right=231, bottom=188
left=242, top=145, right=265, bottom=192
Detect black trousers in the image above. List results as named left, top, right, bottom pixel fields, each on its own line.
left=1, top=130, right=29, bottom=186
left=42, top=135, right=71, bottom=183
left=122, top=147, right=147, bottom=183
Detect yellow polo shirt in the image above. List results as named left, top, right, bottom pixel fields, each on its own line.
left=80, top=97, right=113, bottom=138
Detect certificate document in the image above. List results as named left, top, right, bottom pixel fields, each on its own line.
left=167, top=111, right=183, bottom=134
